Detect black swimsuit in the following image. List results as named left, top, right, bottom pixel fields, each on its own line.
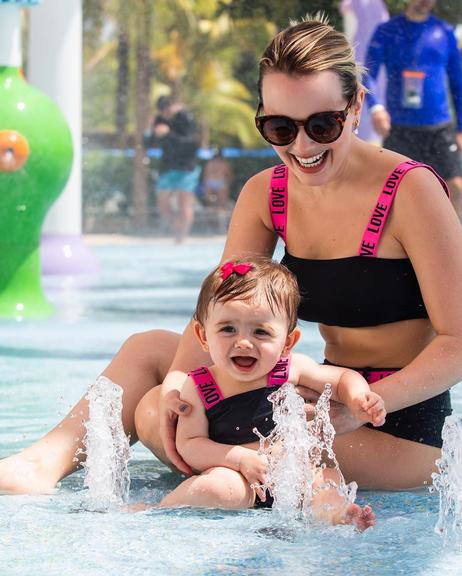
left=269, top=161, right=452, bottom=448
left=189, top=358, right=291, bottom=509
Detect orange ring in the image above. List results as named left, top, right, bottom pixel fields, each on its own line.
left=0, top=130, right=30, bottom=172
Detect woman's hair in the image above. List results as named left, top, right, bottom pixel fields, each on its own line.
left=194, top=257, right=300, bottom=333
left=258, top=14, right=364, bottom=104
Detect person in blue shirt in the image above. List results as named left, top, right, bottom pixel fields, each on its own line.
left=364, top=0, right=462, bottom=216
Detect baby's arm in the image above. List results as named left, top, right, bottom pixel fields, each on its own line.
left=291, top=354, right=386, bottom=426
left=176, top=378, right=267, bottom=488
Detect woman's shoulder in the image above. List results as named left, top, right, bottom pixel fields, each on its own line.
left=354, top=142, right=442, bottom=197
left=245, top=165, right=277, bottom=187
left=238, top=165, right=279, bottom=200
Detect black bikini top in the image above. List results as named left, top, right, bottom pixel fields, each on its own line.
left=269, top=161, right=449, bottom=328
left=189, top=357, right=290, bottom=444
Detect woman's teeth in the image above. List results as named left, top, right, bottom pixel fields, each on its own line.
left=295, top=151, right=327, bottom=167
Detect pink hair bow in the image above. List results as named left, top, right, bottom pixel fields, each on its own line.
left=220, top=261, right=253, bottom=280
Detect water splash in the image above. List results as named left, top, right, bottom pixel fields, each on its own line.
left=80, top=376, right=131, bottom=511
left=255, top=383, right=356, bottom=523
left=431, top=415, right=462, bottom=542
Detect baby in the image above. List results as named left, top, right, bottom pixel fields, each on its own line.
left=158, top=257, right=385, bottom=530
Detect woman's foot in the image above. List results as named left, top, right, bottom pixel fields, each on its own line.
left=0, top=454, right=57, bottom=494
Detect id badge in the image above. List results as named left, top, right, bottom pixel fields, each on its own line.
left=401, top=70, right=425, bottom=109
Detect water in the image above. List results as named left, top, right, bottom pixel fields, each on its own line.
left=80, top=376, right=131, bottom=511
left=432, top=415, right=462, bottom=543
left=257, top=383, right=356, bottom=523
left=1, top=236, right=462, bottom=575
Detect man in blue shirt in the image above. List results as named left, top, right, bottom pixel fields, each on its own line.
left=365, top=0, right=462, bottom=216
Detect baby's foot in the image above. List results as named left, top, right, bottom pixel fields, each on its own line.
left=344, top=503, right=375, bottom=532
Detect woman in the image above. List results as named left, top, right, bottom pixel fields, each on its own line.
left=2, top=16, right=462, bottom=493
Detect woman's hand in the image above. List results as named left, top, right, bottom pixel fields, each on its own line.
left=296, top=386, right=363, bottom=435
left=159, top=387, right=193, bottom=475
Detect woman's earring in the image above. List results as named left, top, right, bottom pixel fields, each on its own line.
left=353, top=119, right=360, bottom=135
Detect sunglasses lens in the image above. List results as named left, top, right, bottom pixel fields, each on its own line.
left=307, top=113, right=342, bottom=143
left=260, top=117, right=297, bottom=145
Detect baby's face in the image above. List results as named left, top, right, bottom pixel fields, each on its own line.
left=201, top=298, right=290, bottom=383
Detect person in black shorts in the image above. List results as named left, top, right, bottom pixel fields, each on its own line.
left=364, top=0, right=462, bottom=216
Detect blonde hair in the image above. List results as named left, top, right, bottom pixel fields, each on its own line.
left=258, top=14, right=364, bottom=103
left=194, top=257, right=300, bottom=333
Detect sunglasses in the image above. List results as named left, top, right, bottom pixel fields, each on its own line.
left=255, top=93, right=355, bottom=146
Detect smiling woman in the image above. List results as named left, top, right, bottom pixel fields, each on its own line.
left=1, top=15, right=462, bottom=497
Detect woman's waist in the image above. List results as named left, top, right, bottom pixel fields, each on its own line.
left=319, top=318, right=435, bottom=369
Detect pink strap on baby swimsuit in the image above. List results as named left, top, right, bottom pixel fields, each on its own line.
left=359, top=160, right=449, bottom=257
left=267, top=355, right=291, bottom=387
left=269, top=164, right=289, bottom=243
left=190, top=356, right=291, bottom=410
left=189, top=366, right=224, bottom=410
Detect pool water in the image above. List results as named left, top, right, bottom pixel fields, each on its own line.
left=1, top=237, right=461, bottom=575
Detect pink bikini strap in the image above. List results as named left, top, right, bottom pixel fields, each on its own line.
left=269, top=164, right=289, bottom=243
left=190, top=355, right=291, bottom=409
left=359, top=160, right=450, bottom=257
left=189, top=366, right=224, bottom=410
left=267, top=355, right=291, bottom=387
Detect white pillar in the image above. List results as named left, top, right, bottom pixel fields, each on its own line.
left=0, top=4, right=22, bottom=67
left=28, top=0, right=98, bottom=274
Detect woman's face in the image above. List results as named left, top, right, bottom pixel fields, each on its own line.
left=260, top=70, right=362, bottom=187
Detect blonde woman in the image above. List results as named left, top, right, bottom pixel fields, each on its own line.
left=2, top=16, right=462, bottom=494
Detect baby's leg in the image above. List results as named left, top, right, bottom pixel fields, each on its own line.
left=311, top=468, right=375, bottom=531
left=159, top=467, right=256, bottom=509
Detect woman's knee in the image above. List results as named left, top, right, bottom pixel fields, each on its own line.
left=134, top=385, right=161, bottom=446
left=115, top=329, right=179, bottom=381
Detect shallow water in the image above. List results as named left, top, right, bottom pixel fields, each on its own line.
left=1, top=237, right=461, bottom=575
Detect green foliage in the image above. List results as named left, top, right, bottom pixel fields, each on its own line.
left=220, top=0, right=342, bottom=29
left=385, top=0, right=461, bottom=22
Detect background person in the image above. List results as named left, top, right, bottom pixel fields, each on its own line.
left=200, top=148, right=234, bottom=233
left=364, top=0, right=462, bottom=215
left=1, top=16, right=462, bottom=495
left=149, top=96, right=201, bottom=243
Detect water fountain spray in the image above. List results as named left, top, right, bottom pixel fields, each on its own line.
left=432, top=415, right=462, bottom=543
left=81, top=376, right=131, bottom=511
left=255, top=383, right=357, bottom=523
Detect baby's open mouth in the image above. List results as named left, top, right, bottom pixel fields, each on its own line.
left=231, top=356, right=257, bottom=369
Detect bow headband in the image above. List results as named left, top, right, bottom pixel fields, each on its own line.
left=220, top=261, right=253, bottom=280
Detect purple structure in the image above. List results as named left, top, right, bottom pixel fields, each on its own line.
left=340, top=0, right=389, bottom=142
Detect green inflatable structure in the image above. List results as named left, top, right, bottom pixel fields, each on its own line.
left=0, top=65, right=73, bottom=319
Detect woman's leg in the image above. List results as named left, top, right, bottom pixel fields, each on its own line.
left=159, top=466, right=256, bottom=509
left=0, top=330, right=180, bottom=494
left=333, top=426, right=440, bottom=489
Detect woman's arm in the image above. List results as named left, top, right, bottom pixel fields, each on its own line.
left=372, top=168, right=462, bottom=411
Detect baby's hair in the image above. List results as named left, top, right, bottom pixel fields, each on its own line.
left=258, top=14, right=364, bottom=104
left=194, top=257, right=300, bottom=333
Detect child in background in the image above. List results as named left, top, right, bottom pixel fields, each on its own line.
left=158, top=258, right=385, bottom=530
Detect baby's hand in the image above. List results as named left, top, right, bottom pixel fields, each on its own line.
left=351, top=392, right=386, bottom=427
left=238, top=450, right=268, bottom=501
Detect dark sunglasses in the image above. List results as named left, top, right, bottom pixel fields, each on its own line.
left=255, top=93, right=355, bottom=146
